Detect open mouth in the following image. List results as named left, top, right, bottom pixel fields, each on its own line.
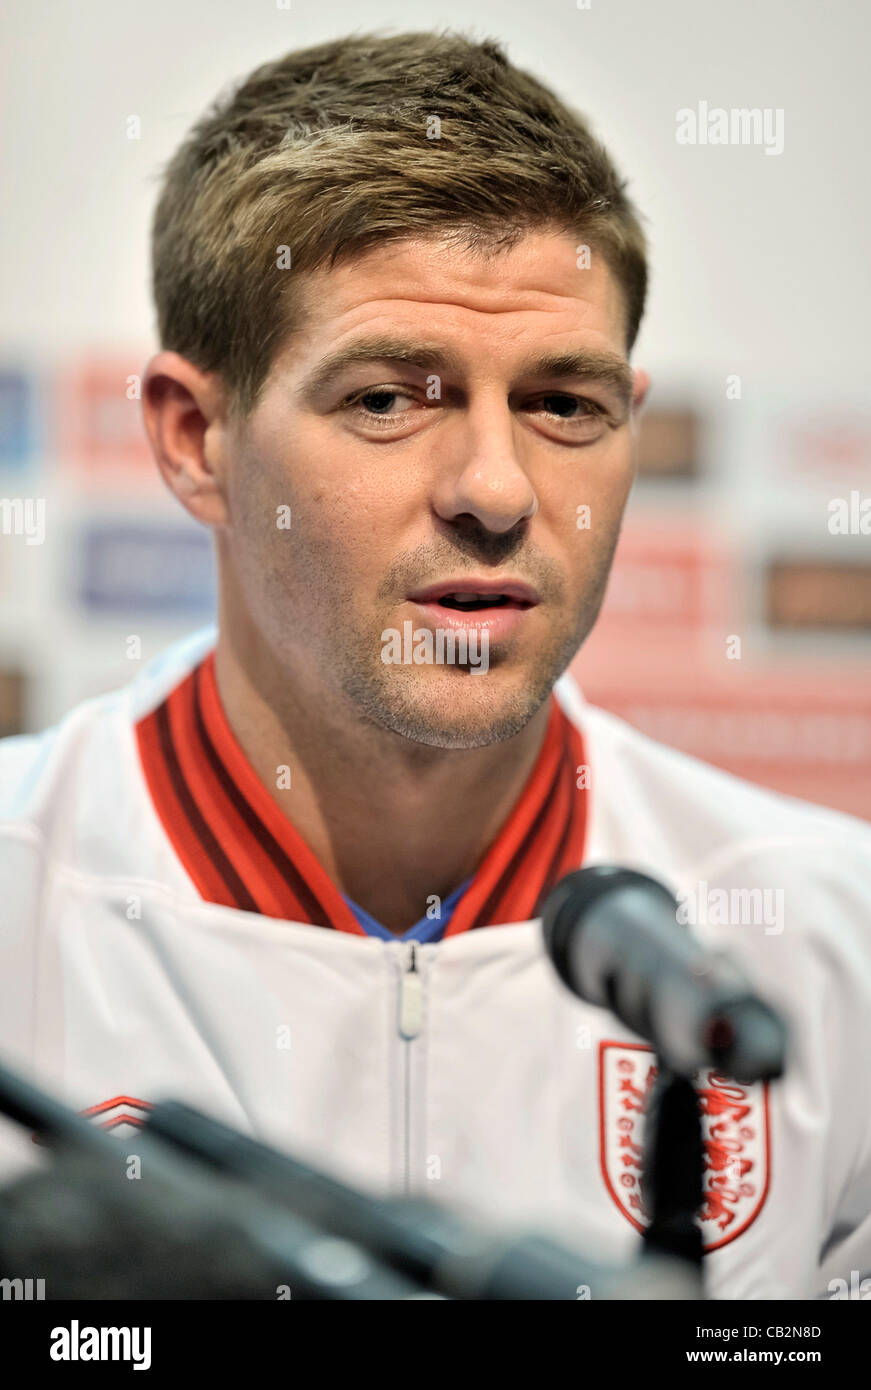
left=436, top=593, right=524, bottom=612
left=408, top=579, right=541, bottom=612
left=405, top=580, right=541, bottom=644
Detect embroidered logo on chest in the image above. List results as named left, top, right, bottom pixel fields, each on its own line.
left=599, top=1041, right=770, bottom=1252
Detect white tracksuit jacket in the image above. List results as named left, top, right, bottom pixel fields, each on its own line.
left=0, top=625, right=870, bottom=1300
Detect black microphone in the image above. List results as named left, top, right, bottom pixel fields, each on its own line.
left=145, top=1099, right=687, bottom=1300
left=540, top=865, right=788, bottom=1081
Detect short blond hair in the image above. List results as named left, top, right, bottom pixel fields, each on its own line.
left=151, top=29, right=648, bottom=419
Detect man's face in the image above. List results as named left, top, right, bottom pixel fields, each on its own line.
left=219, top=226, right=646, bottom=748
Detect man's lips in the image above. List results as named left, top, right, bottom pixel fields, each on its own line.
left=405, top=578, right=541, bottom=641
left=406, top=578, right=541, bottom=607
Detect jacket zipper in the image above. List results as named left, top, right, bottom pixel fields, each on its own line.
left=398, top=940, right=422, bottom=1194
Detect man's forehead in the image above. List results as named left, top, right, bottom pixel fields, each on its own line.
left=281, top=229, right=630, bottom=382
left=305, top=228, right=624, bottom=324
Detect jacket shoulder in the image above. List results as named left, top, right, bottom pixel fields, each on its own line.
left=0, top=627, right=216, bottom=883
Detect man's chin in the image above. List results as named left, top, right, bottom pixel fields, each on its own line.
left=347, top=664, right=553, bottom=750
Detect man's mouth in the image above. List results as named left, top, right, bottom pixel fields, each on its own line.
left=404, top=579, right=541, bottom=643
left=438, top=593, right=521, bottom=612
left=407, top=579, right=541, bottom=612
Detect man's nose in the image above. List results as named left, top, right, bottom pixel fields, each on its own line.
left=431, top=402, right=538, bottom=534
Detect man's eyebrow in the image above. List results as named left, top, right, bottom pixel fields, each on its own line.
left=296, top=335, right=634, bottom=410
left=523, top=349, right=635, bottom=411
left=297, top=338, right=463, bottom=399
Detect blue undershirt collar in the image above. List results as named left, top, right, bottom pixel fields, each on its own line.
left=341, top=878, right=472, bottom=943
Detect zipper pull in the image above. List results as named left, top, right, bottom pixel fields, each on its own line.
left=399, top=941, right=423, bottom=1039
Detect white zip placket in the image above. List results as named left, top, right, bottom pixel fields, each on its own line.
left=396, top=940, right=424, bottom=1195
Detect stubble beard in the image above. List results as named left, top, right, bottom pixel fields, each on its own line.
left=333, top=599, right=602, bottom=750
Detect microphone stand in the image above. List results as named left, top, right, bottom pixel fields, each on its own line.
left=639, top=1066, right=704, bottom=1268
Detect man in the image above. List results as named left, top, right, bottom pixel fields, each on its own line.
left=1, top=30, right=870, bottom=1299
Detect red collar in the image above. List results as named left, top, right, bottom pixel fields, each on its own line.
left=136, top=651, right=588, bottom=935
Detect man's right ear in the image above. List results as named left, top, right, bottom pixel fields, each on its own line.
left=141, top=351, right=231, bottom=527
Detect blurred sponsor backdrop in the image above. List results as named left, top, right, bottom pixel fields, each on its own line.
left=0, top=0, right=868, bottom=819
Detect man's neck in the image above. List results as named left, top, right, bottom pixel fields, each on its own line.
left=212, top=631, right=551, bottom=934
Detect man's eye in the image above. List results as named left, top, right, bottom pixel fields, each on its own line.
left=339, top=388, right=608, bottom=433
left=533, top=394, right=603, bottom=420
left=344, top=388, right=416, bottom=418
